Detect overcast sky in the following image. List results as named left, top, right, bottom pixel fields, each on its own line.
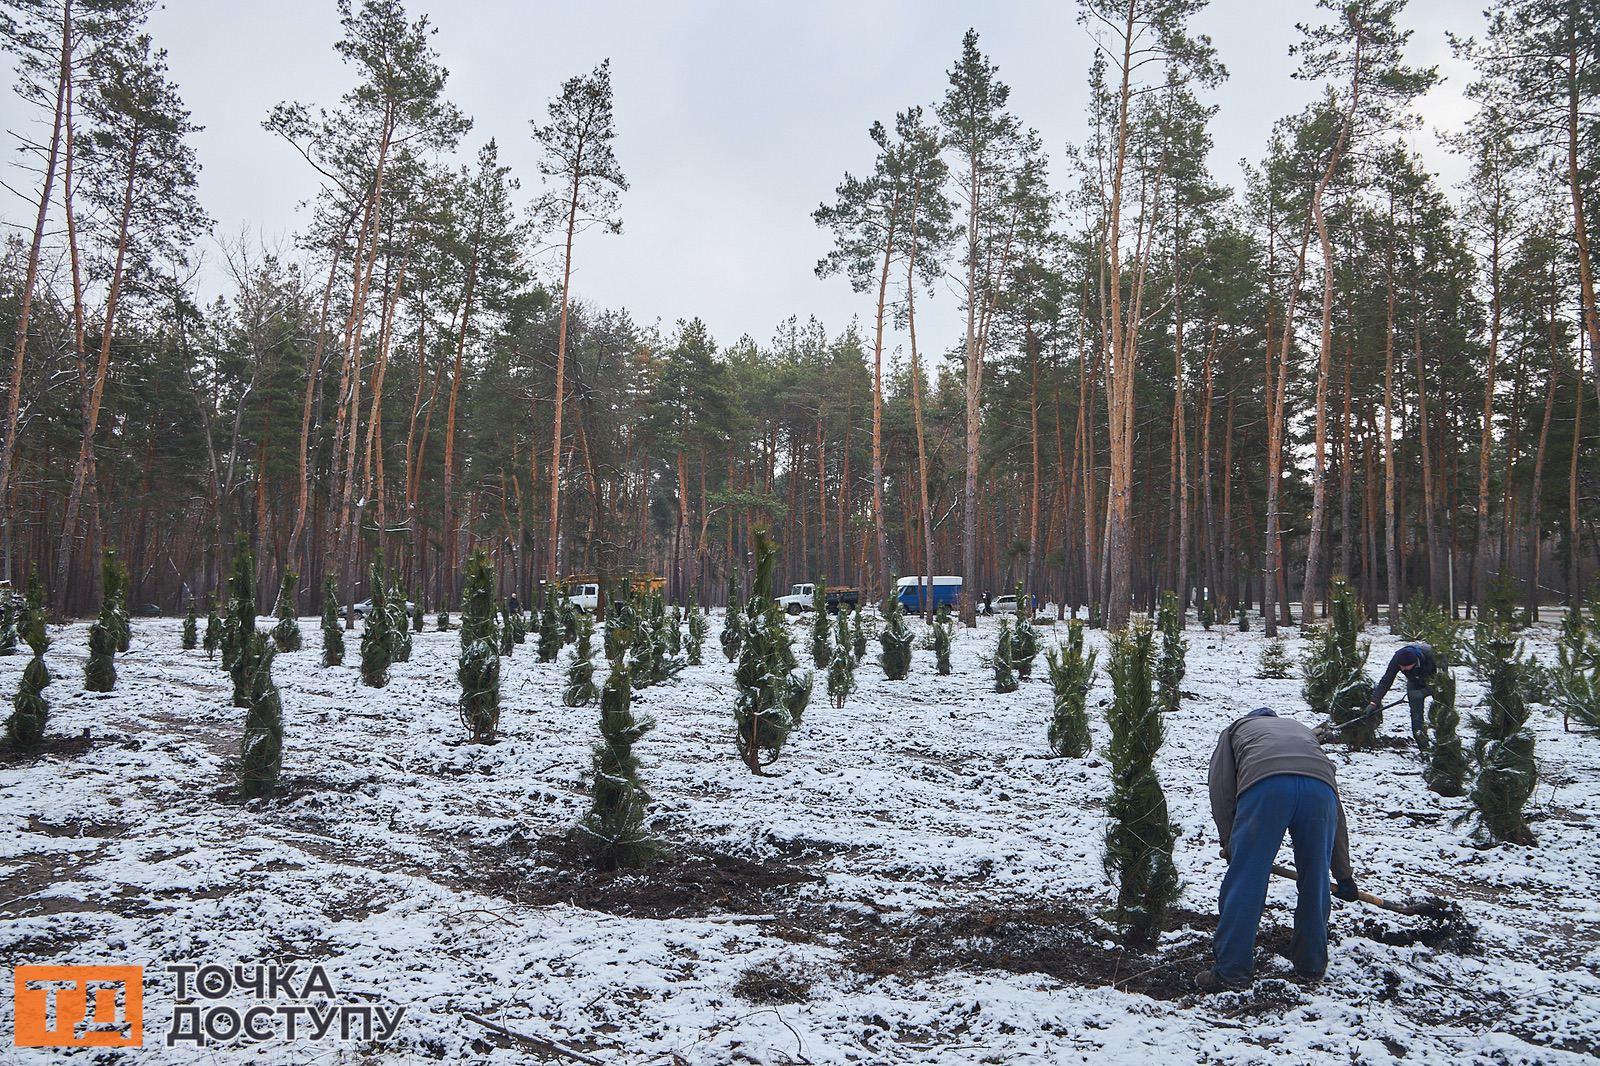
left=3, top=0, right=1483, bottom=356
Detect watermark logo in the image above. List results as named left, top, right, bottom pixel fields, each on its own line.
left=165, top=964, right=404, bottom=1048
left=13, top=965, right=143, bottom=1048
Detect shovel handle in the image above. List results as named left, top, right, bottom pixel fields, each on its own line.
left=1270, top=862, right=1392, bottom=910
left=1312, top=694, right=1409, bottom=741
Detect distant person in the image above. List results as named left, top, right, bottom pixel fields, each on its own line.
left=508, top=593, right=520, bottom=615
left=981, top=591, right=993, bottom=616
left=1199, top=707, right=1358, bottom=991
left=1368, top=642, right=1436, bottom=753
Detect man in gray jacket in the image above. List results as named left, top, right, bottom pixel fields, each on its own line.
left=1198, top=707, right=1359, bottom=991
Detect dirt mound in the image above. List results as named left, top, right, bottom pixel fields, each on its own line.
left=473, top=834, right=821, bottom=920
left=806, top=901, right=1219, bottom=1002
left=0, top=730, right=98, bottom=764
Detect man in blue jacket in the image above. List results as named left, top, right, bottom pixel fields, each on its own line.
left=1199, top=707, right=1358, bottom=991
left=1368, top=642, right=1436, bottom=753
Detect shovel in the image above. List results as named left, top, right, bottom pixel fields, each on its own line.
left=1269, top=863, right=1459, bottom=920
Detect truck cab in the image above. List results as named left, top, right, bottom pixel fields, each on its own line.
left=776, top=583, right=816, bottom=615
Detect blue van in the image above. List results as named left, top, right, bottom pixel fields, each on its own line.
left=896, top=575, right=962, bottom=612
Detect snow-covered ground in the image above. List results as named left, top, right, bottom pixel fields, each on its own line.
left=3, top=613, right=1598, bottom=1064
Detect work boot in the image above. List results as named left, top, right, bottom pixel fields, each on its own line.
left=1290, top=969, right=1324, bottom=988
left=1194, top=969, right=1249, bottom=993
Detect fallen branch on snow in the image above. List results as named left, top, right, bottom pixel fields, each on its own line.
left=461, top=1012, right=604, bottom=1064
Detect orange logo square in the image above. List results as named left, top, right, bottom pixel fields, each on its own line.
left=13, top=965, right=143, bottom=1048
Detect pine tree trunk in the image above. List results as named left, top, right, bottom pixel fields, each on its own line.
left=1473, top=215, right=1502, bottom=616
left=870, top=199, right=898, bottom=600
left=1570, top=357, right=1584, bottom=602
left=441, top=226, right=482, bottom=608
left=1298, top=45, right=1360, bottom=624
left=1171, top=229, right=1190, bottom=617
left=1383, top=194, right=1401, bottom=631
left=0, top=3, right=70, bottom=585
left=906, top=197, right=936, bottom=623
left=1413, top=324, right=1446, bottom=604
left=1199, top=323, right=1218, bottom=613
left=1337, top=330, right=1355, bottom=583
left=287, top=210, right=357, bottom=577
left=1526, top=343, right=1557, bottom=622
left=1264, top=218, right=1312, bottom=638
left=55, top=129, right=141, bottom=611
left=1027, top=324, right=1041, bottom=600
left=1565, top=23, right=1600, bottom=396
left=960, top=131, right=982, bottom=628
left=1221, top=389, right=1236, bottom=615
left=548, top=158, right=585, bottom=584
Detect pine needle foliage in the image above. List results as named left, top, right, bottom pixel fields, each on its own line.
left=932, top=605, right=954, bottom=675
left=86, top=555, right=121, bottom=691
left=1396, top=595, right=1439, bottom=642
left=458, top=551, right=502, bottom=743
left=686, top=598, right=707, bottom=666
left=1155, top=591, right=1187, bottom=713
left=851, top=605, right=868, bottom=662
left=1555, top=603, right=1600, bottom=731
left=203, top=601, right=222, bottom=660
left=576, top=622, right=661, bottom=870
left=1258, top=636, right=1292, bottom=678
left=1468, top=634, right=1538, bottom=845
left=665, top=604, right=682, bottom=656
left=993, top=617, right=1019, bottom=693
left=0, top=588, right=18, bottom=656
left=810, top=579, right=832, bottom=668
left=412, top=599, right=424, bottom=633
left=85, top=618, right=117, bottom=692
left=629, top=598, right=653, bottom=683
left=1012, top=586, right=1040, bottom=679
left=734, top=530, right=811, bottom=773
left=720, top=569, right=743, bottom=662
left=827, top=638, right=856, bottom=708
left=1480, top=572, right=1523, bottom=634
left=538, top=586, right=562, bottom=662
left=387, top=585, right=413, bottom=662
left=1424, top=667, right=1469, bottom=797
left=238, top=632, right=283, bottom=799
left=6, top=600, right=50, bottom=748
left=182, top=600, right=198, bottom=650
left=651, top=594, right=685, bottom=683
left=272, top=571, right=301, bottom=652
left=102, top=551, right=130, bottom=653
left=321, top=576, right=344, bottom=666
left=499, top=603, right=518, bottom=657
left=225, top=541, right=259, bottom=707
left=1103, top=621, right=1180, bottom=950
left=879, top=580, right=913, bottom=680
left=359, top=562, right=392, bottom=688
left=1302, top=579, right=1375, bottom=745
left=564, top=612, right=601, bottom=707
left=1046, top=620, right=1097, bottom=757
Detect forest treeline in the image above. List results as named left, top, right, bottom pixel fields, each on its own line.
left=0, top=0, right=1596, bottom=632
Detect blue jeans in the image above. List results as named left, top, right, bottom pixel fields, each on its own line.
left=1214, top=774, right=1337, bottom=984
left=1407, top=680, right=1431, bottom=751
